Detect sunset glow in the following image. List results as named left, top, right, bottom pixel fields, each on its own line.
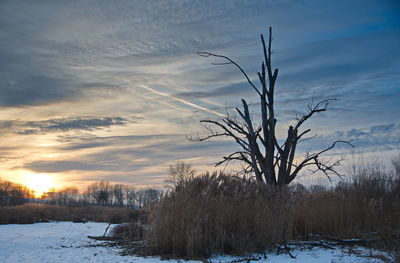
left=23, top=174, right=56, bottom=198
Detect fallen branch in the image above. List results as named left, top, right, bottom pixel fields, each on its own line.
left=319, top=242, right=335, bottom=250
left=87, top=235, right=119, bottom=241
left=103, top=223, right=112, bottom=237
left=322, top=236, right=379, bottom=245
left=230, top=257, right=260, bottom=262
left=275, top=244, right=296, bottom=259
left=288, top=236, right=380, bottom=248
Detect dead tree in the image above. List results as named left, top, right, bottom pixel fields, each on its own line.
left=191, top=27, right=353, bottom=188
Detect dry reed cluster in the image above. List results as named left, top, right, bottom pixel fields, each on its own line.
left=140, top=163, right=399, bottom=258
left=147, top=172, right=293, bottom=257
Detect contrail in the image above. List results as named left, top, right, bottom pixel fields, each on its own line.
left=139, top=84, right=225, bottom=117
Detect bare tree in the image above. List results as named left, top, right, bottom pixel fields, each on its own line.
left=124, top=185, right=136, bottom=208
left=86, top=181, right=112, bottom=206
left=135, top=188, right=161, bottom=207
left=191, top=27, right=353, bottom=188
left=164, top=161, right=196, bottom=190
left=55, top=186, right=79, bottom=206
left=112, top=184, right=125, bottom=207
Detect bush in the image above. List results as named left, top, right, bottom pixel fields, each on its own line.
left=0, top=203, right=134, bottom=224
left=112, top=208, right=149, bottom=241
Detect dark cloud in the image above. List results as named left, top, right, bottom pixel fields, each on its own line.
left=296, top=123, right=400, bottom=154
left=0, top=48, right=124, bottom=107
left=17, top=117, right=127, bottom=135
left=335, top=123, right=400, bottom=150
left=24, top=160, right=121, bottom=173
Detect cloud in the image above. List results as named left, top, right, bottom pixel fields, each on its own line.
left=16, top=117, right=128, bottom=135
left=296, top=122, right=400, bottom=154
left=24, top=160, right=119, bottom=173
left=22, top=133, right=237, bottom=177
left=336, top=123, right=400, bottom=151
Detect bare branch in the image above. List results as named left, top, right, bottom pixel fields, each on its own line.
left=200, top=120, right=250, bottom=150
left=215, top=151, right=251, bottom=167
left=197, top=52, right=261, bottom=96
left=288, top=140, right=354, bottom=182
left=298, top=134, right=317, bottom=144
left=294, top=99, right=336, bottom=130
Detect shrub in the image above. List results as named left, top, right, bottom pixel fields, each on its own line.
left=0, top=203, right=134, bottom=224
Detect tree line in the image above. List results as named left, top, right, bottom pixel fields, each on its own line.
left=0, top=179, right=33, bottom=206
left=0, top=178, right=162, bottom=208
left=45, top=181, right=162, bottom=208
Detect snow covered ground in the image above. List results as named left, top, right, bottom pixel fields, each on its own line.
left=0, top=222, right=388, bottom=263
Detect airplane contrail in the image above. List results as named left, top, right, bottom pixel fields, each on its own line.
left=139, top=84, right=225, bottom=117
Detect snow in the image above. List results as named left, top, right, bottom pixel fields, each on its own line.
left=0, top=222, right=388, bottom=263
left=0, top=222, right=197, bottom=263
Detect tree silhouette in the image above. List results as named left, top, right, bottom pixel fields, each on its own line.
left=190, top=27, right=353, bottom=188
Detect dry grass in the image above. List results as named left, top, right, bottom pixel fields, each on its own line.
left=146, top=172, right=293, bottom=258
left=0, top=203, right=136, bottom=224
left=139, top=162, right=400, bottom=258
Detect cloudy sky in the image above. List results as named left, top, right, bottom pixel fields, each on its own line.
left=0, top=0, right=399, bottom=189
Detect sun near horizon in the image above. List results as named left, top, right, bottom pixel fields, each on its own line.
left=23, top=174, right=57, bottom=198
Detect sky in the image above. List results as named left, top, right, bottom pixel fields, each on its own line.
left=0, top=0, right=399, bottom=190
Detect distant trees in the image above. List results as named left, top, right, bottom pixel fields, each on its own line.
left=124, top=185, right=137, bottom=207
left=0, top=179, right=32, bottom=205
left=191, top=27, right=352, bottom=187
left=112, top=184, right=125, bottom=207
left=0, top=178, right=161, bottom=208
left=86, top=181, right=112, bottom=206
left=58, top=186, right=79, bottom=205
left=46, top=181, right=161, bottom=208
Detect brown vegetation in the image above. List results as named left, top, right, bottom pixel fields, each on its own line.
left=115, top=158, right=400, bottom=259
left=147, top=172, right=291, bottom=257
left=0, top=203, right=138, bottom=224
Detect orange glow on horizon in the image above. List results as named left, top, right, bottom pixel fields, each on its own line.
left=23, top=174, right=57, bottom=198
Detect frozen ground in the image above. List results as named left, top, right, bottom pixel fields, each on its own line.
left=0, top=222, right=388, bottom=263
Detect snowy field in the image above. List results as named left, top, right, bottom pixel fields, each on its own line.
left=0, top=222, right=388, bottom=263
